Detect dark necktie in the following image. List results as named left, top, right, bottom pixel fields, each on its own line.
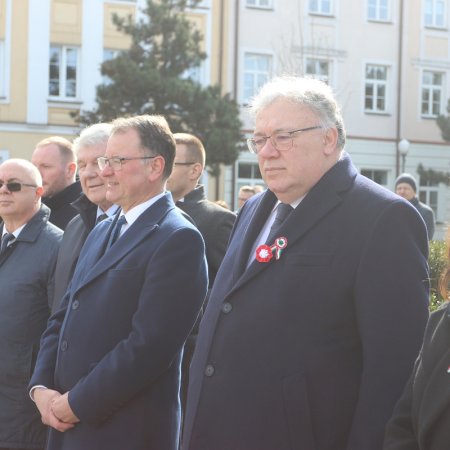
left=0, top=233, right=15, bottom=255
left=96, top=213, right=108, bottom=225
left=107, top=215, right=127, bottom=249
left=266, top=203, right=293, bottom=244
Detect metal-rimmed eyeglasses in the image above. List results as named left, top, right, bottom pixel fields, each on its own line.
left=247, top=125, right=322, bottom=154
left=97, top=155, right=158, bottom=171
left=0, top=182, right=37, bottom=192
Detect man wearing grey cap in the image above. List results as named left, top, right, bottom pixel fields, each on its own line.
left=395, top=173, right=435, bottom=239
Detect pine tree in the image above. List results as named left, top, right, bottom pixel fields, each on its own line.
left=74, top=0, right=242, bottom=179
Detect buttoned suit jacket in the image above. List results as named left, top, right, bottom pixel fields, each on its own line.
left=51, top=194, right=97, bottom=313
left=0, top=205, right=62, bottom=448
left=31, top=193, right=208, bottom=450
left=182, top=154, right=430, bottom=450
left=383, top=303, right=450, bottom=450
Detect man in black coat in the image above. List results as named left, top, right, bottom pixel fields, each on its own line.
left=167, top=133, right=236, bottom=287
left=167, top=133, right=236, bottom=411
left=32, top=136, right=81, bottom=230
left=51, top=123, right=119, bottom=312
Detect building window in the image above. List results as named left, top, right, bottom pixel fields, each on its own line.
left=361, top=169, right=388, bottom=186
left=246, top=0, right=273, bottom=8
left=365, top=64, right=388, bottom=113
left=424, top=0, right=446, bottom=28
left=0, top=40, right=5, bottom=98
left=421, top=71, right=443, bottom=117
left=236, top=161, right=264, bottom=207
left=243, top=53, right=272, bottom=104
left=367, top=0, right=390, bottom=21
left=419, top=180, right=438, bottom=215
left=102, top=49, right=119, bottom=84
left=49, top=46, right=79, bottom=99
left=309, top=0, right=332, bottom=15
left=305, top=58, right=330, bottom=83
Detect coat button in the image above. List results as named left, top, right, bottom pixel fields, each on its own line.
left=205, top=365, right=215, bottom=377
left=60, top=340, right=68, bottom=352
left=72, top=300, right=80, bottom=310
left=222, top=302, right=232, bottom=314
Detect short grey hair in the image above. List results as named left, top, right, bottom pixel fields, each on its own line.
left=249, top=76, right=346, bottom=149
left=73, top=123, right=113, bottom=154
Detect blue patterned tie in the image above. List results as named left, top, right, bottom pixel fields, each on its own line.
left=266, top=203, right=293, bottom=244
left=107, top=215, right=127, bottom=249
left=0, top=233, right=15, bottom=255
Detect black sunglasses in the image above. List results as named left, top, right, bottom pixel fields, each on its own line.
left=0, top=182, right=37, bottom=192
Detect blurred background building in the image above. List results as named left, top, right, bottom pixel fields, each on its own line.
left=0, top=0, right=448, bottom=237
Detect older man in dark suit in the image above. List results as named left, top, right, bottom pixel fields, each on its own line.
left=30, top=115, right=208, bottom=450
left=182, top=77, right=430, bottom=450
left=51, top=123, right=119, bottom=313
left=0, top=159, right=62, bottom=450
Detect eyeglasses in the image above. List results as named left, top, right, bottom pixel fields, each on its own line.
left=247, top=126, right=322, bottom=154
left=173, top=162, right=196, bottom=166
left=0, top=182, right=37, bottom=192
left=97, top=156, right=158, bottom=171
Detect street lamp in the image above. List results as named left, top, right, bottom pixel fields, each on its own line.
left=398, top=138, right=410, bottom=173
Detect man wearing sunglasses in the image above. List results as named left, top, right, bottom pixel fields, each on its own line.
left=30, top=115, right=207, bottom=450
left=183, top=77, right=430, bottom=450
left=0, top=159, right=62, bottom=450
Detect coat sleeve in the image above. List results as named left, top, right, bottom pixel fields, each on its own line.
left=382, top=360, right=421, bottom=450
left=345, top=200, right=429, bottom=450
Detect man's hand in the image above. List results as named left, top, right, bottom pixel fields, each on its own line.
left=34, top=388, right=76, bottom=432
left=51, top=392, right=80, bottom=424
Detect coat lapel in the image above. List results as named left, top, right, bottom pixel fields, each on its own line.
left=229, top=154, right=357, bottom=295
left=72, top=194, right=174, bottom=294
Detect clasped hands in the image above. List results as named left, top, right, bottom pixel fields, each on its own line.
left=34, top=388, right=80, bottom=432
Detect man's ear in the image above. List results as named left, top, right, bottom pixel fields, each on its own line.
left=323, top=127, right=339, bottom=156
left=66, top=161, right=77, bottom=179
left=35, top=186, right=44, bottom=199
left=147, top=155, right=165, bottom=181
left=189, top=162, right=203, bottom=181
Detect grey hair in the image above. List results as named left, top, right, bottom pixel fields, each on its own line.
left=73, top=123, right=113, bottom=154
left=249, top=76, right=346, bottom=149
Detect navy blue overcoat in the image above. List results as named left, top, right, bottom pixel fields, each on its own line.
left=183, top=154, right=430, bottom=450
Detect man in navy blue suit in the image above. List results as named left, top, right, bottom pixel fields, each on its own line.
left=182, top=77, right=430, bottom=450
left=30, top=115, right=208, bottom=450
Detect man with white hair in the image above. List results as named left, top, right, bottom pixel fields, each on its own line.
left=0, top=159, right=62, bottom=450
left=51, top=123, right=119, bottom=312
left=182, top=76, right=430, bottom=450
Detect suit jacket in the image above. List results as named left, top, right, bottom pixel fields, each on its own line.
left=383, top=303, right=450, bottom=450
left=43, top=181, right=82, bottom=230
left=0, top=205, right=62, bottom=449
left=31, top=193, right=208, bottom=450
left=182, top=154, right=430, bottom=450
left=177, top=185, right=236, bottom=286
left=51, top=194, right=98, bottom=313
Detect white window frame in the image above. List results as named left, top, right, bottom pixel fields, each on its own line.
left=364, top=64, right=389, bottom=114
left=305, top=57, right=331, bottom=84
left=245, top=0, right=273, bottom=9
left=424, top=0, right=447, bottom=28
left=367, top=0, right=391, bottom=22
left=242, top=51, right=273, bottom=105
left=421, top=70, right=444, bottom=118
left=308, top=0, right=333, bottom=15
left=49, top=45, right=80, bottom=101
